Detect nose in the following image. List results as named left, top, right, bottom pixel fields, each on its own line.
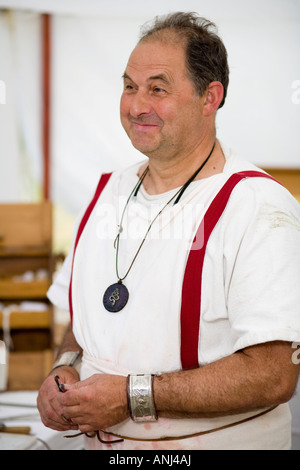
left=129, top=90, right=152, bottom=118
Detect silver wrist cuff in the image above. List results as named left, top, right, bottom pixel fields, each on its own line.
left=51, top=351, right=82, bottom=373
left=127, top=374, right=158, bottom=422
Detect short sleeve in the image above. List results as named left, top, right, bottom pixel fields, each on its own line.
left=47, top=249, right=73, bottom=311
left=47, top=205, right=86, bottom=312
left=226, top=178, right=300, bottom=350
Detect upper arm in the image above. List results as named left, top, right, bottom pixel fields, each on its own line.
left=225, top=179, right=300, bottom=353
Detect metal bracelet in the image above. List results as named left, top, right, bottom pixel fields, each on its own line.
left=51, top=351, right=82, bottom=373
left=127, top=374, right=158, bottom=422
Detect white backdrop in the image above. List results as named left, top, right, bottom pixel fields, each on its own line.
left=0, top=0, right=299, bottom=213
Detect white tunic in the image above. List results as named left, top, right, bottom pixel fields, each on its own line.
left=48, top=145, right=300, bottom=449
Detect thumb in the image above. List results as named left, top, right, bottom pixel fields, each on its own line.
left=62, top=381, right=81, bottom=392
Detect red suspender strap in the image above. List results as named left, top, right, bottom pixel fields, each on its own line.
left=69, top=173, right=112, bottom=324
left=180, top=171, right=279, bottom=370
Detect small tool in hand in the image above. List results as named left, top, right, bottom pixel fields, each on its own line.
left=54, top=374, right=66, bottom=393
left=54, top=374, right=73, bottom=425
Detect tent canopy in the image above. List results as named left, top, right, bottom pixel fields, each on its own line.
left=0, top=0, right=299, bottom=214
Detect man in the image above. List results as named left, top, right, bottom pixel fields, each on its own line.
left=37, top=12, right=300, bottom=450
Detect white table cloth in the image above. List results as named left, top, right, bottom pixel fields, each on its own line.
left=0, top=390, right=84, bottom=450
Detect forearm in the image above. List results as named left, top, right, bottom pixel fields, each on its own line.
left=153, top=341, right=299, bottom=419
left=48, top=323, right=82, bottom=381
left=55, top=341, right=299, bottom=432
left=154, top=356, right=267, bottom=419
left=37, top=324, right=82, bottom=431
left=56, top=323, right=82, bottom=358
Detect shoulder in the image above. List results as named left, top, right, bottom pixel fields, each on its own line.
left=222, top=146, right=299, bottom=215
left=230, top=170, right=299, bottom=214
left=216, top=147, right=300, bottom=231
left=218, top=175, right=300, bottom=247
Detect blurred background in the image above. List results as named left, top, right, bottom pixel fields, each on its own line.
left=0, top=0, right=299, bottom=450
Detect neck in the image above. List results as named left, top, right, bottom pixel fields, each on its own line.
left=140, top=137, right=225, bottom=195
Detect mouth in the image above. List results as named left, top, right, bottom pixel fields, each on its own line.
left=132, top=122, right=159, bottom=132
left=128, top=114, right=163, bottom=132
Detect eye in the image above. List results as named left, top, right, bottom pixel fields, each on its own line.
left=152, top=86, right=167, bottom=95
left=123, top=80, right=136, bottom=93
left=124, top=84, right=134, bottom=91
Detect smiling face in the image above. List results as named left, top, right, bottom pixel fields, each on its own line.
left=120, top=39, right=207, bottom=163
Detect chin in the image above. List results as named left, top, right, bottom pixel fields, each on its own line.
left=130, top=139, right=160, bottom=157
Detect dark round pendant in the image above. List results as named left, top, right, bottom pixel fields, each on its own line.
left=103, top=281, right=129, bottom=312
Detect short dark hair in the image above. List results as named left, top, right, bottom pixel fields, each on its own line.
left=139, top=12, right=229, bottom=109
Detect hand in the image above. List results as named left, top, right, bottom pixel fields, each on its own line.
left=57, top=373, right=129, bottom=433
left=37, top=366, right=80, bottom=431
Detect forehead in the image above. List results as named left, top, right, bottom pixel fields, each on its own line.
left=125, top=40, right=188, bottom=82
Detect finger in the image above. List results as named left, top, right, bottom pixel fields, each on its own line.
left=37, top=376, right=80, bottom=431
left=43, top=394, right=79, bottom=430
left=64, top=374, right=99, bottom=390
left=61, top=404, right=82, bottom=420
left=78, top=424, right=95, bottom=434
left=57, top=389, right=81, bottom=408
left=62, top=380, right=86, bottom=391
left=45, top=406, right=79, bottom=431
left=40, top=406, right=77, bottom=431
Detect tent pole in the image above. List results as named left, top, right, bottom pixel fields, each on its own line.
left=42, top=13, right=51, bottom=200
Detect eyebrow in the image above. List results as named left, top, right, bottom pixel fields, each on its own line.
left=122, top=72, right=135, bottom=84
left=148, top=73, right=171, bottom=84
left=122, top=72, right=171, bottom=85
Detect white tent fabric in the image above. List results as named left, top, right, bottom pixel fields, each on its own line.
left=0, top=11, right=42, bottom=201
left=51, top=14, right=143, bottom=213
left=0, top=0, right=299, bottom=212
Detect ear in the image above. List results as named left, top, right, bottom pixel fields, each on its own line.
left=202, top=81, right=224, bottom=116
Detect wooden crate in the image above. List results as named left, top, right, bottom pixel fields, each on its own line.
left=0, top=202, right=55, bottom=390
left=7, top=350, right=54, bottom=391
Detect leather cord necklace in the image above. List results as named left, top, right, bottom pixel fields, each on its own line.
left=103, top=141, right=216, bottom=312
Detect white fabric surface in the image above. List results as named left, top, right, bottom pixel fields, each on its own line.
left=0, top=390, right=84, bottom=450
